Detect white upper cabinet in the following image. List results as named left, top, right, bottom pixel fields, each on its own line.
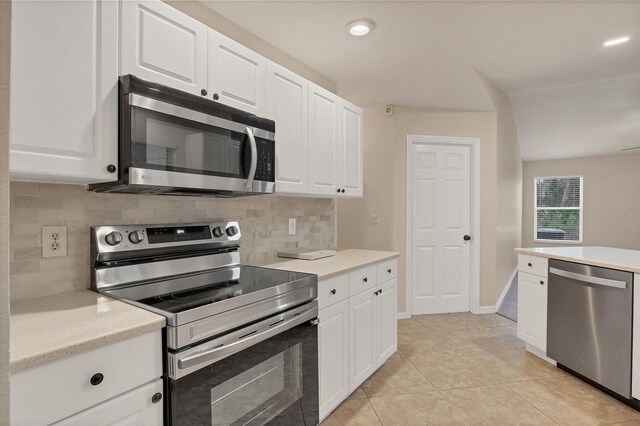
left=308, top=83, right=340, bottom=196
left=10, top=0, right=119, bottom=183
left=121, top=0, right=208, bottom=96
left=208, top=30, right=266, bottom=115
left=339, top=100, right=363, bottom=197
left=267, top=62, right=309, bottom=194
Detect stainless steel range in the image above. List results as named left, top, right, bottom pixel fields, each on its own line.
left=90, top=222, right=319, bottom=426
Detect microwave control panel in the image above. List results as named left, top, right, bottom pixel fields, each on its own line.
left=255, top=139, right=275, bottom=182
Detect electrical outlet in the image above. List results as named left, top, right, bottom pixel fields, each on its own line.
left=288, top=218, right=297, bottom=235
left=370, top=215, right=381, bottom=226
left=42, top=226, right=67, bottom=258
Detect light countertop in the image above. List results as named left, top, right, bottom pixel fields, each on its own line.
left=515, top=246, right=640, bottom=273
left=265, top=248, right=400, bottom=279
left=10, top=290, right=165, bottom=373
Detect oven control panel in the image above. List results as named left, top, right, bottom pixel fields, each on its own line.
left=94, top=221, right=241, bottom=253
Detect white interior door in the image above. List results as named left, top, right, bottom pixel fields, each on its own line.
left=409, top=142, right=471, bottom=314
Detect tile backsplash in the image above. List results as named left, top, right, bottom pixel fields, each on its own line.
left=9, top=182, right=335, bottom=302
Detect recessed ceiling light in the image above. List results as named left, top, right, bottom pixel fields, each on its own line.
left=346, top=19, right=375, bottom=37
left=603, top=36, right=630, bottom=47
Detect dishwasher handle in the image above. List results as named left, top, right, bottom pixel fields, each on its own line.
left=549, top=267, right=628, bottom=289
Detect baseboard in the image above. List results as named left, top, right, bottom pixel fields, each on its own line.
left=478, top=305, right=497, bottom=314
left=397, top=312, right=411, bottom=320
left=525, top=343, right=557, bottom=366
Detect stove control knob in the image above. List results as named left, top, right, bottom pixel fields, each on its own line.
left=225, top=226, right=239, bottom=237
left=128, top=230, right=144, bottom=244
left=212, top=226, right=224, bottom=238
left=105, top=231, right=123, bottom=246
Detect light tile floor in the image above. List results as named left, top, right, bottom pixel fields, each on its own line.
left=321, top=313, right=640, bottom=425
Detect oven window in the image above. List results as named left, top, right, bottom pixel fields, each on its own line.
left=169, top=320, right=318, bottom=426
left=131, top=107, right=248, bottom=179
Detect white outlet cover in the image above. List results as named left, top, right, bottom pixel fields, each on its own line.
left=288, top=218, right=297, bottom=235
left=42, top=225, right=67, bottom=258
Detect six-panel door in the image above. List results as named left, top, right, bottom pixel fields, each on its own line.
left=319, top=299, right=350, bottom=420
left=120, top=0, right=208, bottom=96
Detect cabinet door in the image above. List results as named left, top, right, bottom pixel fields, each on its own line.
left=53, top=379, right=163, bottom=426
left=308, top=83, right=340, bottom=196
left=348, top=289, right=376, bottom=392
left=10, top=0, right=118, bottom=183
left=267, top=62, right=308, bottom=194
left=121, top=0, right=208, bottom=96
left=375, top=278, right=397, bottom=366
left=319, top=300, right=349, bottom=421
left=339, top=100, right=363, bottom=197
left=209, top=30, right=266, bottom=115
left=517, top=272, right=548, bottom=352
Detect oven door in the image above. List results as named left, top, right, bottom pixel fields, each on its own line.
left=167, top=302, right=319, bottom=426
left=123, top=94, right=275, bottom=194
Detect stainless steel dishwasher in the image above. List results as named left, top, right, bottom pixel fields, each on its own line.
left=548, top=259, right=634, bottom=398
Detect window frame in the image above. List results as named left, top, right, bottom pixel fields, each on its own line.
left=533, top=175, right=583, bottom=244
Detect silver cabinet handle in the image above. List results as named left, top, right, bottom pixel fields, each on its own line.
left=549, top=267, right=627, bottom=289
left=177, top=302, right=317, bottom=370
left=245, top=127, right=257, bottom=189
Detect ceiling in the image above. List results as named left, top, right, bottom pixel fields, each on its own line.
left=203, top=1, right=639, bottom=159
left=513, top=74, right=639, bottom=161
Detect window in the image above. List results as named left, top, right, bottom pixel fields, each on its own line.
left=534, top=176, right=583, bottom=243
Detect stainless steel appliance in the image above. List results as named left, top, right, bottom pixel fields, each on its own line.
left=91, top=222, right=319, bottom=425
left=548, top=259, right=634, bottom=398
left=89, top=75, right=276, bottom=197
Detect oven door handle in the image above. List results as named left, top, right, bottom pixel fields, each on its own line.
left=176, top=302, right=318, bottom=371
left=245, top=127, right=257, bottom=189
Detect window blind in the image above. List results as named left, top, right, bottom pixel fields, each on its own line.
left=535, top=176, right=582, bottom=242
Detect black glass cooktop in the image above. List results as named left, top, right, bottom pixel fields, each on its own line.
left=133, top=265, right=315, bottom=315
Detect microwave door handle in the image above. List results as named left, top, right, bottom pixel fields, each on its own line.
left=245, top=127, right=257, bottom=189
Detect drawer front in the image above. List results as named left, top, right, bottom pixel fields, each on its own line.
left=318, top=274, right=349, bottom=310
left=377, top=259, right=397, bottom=284
left=518, top=254, right=548, bottom=278
left=11, top=331, right=162, bottom=426
left=348, top=265, right=377, bottom=297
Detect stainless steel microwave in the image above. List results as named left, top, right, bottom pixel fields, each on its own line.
left=89, top=75, right=275, bottom=197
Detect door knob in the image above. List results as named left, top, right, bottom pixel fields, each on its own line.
left=463, top=235, right=471, bottom=241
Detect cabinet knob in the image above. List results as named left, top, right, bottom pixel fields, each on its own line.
left=106, top=164, right=116, bottom=173
left=213, top=93, right=220, bottom=100
left=374, top=290, right=378, bottom=295
left=341, top=189, right=346, bottom=193
left=90, top=373, right=104, bottom=386
left=201, top=89, right=208, bottom=96
left=152, top=392, right=162, bottom=404
left=331, top=289, right=336, bottom=295
left=528, top=263, right=532, bottom=267
left=387, top=268, right=392, bottom=274
left=540, top=280, right=544, bottom=285
left=336, top=188, right=341, bottom=193
left=363, top=277, right=368, bottom=283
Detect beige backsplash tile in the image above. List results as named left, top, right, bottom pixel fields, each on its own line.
left=9, top=182, right=335, bottom=301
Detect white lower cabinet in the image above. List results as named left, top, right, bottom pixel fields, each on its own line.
left=53, top=379, right=163, bottom=426
left=633, top=273, right=640, bottom=400
left=11, top=331, right=162, bottom=426
left=318, top=299, right=350, bottom=418
left=318, top=259, right=398, bottom=420
left=348, top=289, right=377, bottom=391
left=516, top=254, right=549, bottom=354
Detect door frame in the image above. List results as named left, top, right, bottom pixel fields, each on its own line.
left=405, top=134, right=481, bottom=315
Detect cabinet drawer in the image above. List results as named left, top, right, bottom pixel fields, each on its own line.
left=518, top=254, right=548, bottom=278
left=348, top=265, right=377, bottom=297
left=377, top=259, right=397, bottom=284
left=318, top=274, right=349, bottom=310
left=11, top=331, right=162, bottom=426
